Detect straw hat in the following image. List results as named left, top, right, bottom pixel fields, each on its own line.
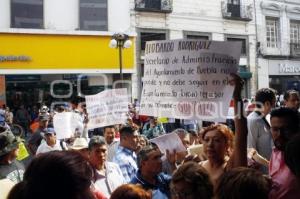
left=69, top=138, right=88, bottom=150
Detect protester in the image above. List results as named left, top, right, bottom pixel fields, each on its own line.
left=269, top=107, right=300, bottom=198
left=131, top=144, right=171, bottom=199
left=199, top=74, right=248, bottom=188
left=188, top=128, right=200, bottom=145
left=110, top=184, right=152, bottom=199
left=88, top=136, right=125, bottom=198
left=27, top=114, right=49, bottom=155
left=283, top=90, right=300, bottom=110
left=103, top=125, right=119, bottom=162
left=4, top=107, right=13, bottom=125
left=171, top=162, right=214, bottom=199
left=142, top=117, right=165, bottom=139
left=136, top=135, right=149, bottom=153
left=36, top=128, right=63, bottom=155
left=0, top=128, right=24, bottom=183
left=68, top=137, right=89, bottom=158
left=247, top=88, right=276, bottom=173
left=7, top=151, right=97, bottom=199
left=15, top=105, right=31, bottom=137
left=216, top=167, right=271, bottom=199
left=113, top=126, right=139, bottom=182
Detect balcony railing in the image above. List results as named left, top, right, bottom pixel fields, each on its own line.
left=290, top=43, right=300, bottom=57
left=221, top=1, right=252, bottom=21
left=135, top=0, right=172, bottom=13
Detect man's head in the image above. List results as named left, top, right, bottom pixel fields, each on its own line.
left=0, top=128, right=19, bottom=160
left=43, top=128, right=56, bottom=147
left=103, top=125, right=116, bottom=145
left=284, top=90, right=300, bottom=110
left=119, top=126, right=139, bottom=151
left=171, top=162, right=214, bottom=199
left=149, top=117, right=158, bottom=126
left=173, top=128, right=190, bottom=148
left=255, top=88, right=276, bottom=115
left=38, top=114, right=49, bottom=129
left=270, top=107, right=300, bottom=151
left=88, top=136, right=107, bottom=169
left=137, top=144, right=163, bottom=176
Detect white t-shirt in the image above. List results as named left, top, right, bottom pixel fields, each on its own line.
left=36, top=141, right=62, bottom=155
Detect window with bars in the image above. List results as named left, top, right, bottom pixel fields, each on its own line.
left=79, top=0, right=107, bottom=31
left=290, top=21, right=300, bottom=44
left=266, top=17, right=280, bottom=48
left=186, top=35, right=209, bottom=40
left=11, top=0, right=44, bottom=29
left=228, top=0, right=240, bottom=5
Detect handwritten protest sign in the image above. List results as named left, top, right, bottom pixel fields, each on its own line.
left=53, top=112, right=73, bottom=139
left=140, top=39, right=241, bottom=121
left=150, top=132, right=186, bottom=155
left=85, top=88, right=129, bottom=129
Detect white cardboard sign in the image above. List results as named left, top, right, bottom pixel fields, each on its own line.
left=85, top=88, right=129, bottom=129
left=140, top=39, right=241, bottom=122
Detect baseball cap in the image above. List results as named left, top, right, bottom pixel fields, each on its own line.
left=38, top=114, right=49, bottom=121
left=41, top=128, right=56, bottom=138
left=0, top=128, right=19, bottom=156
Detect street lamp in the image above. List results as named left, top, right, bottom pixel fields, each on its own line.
left=109, top=33, right=132, bottom=87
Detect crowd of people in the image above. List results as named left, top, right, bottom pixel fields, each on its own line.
left=0, top=75, right=300, bottom=199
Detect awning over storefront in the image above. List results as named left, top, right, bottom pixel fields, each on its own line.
left=238, top=65, right=252, bottom=79
left=0, top=33, right=135, bottom=74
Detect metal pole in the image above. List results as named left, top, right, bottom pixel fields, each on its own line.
left=119, top=41, right=123, bottom=87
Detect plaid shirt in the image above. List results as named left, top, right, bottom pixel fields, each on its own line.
left=112, top=146, right=137, bottom=183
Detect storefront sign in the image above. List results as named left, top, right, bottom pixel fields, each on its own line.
left=279, top=64, right=300, bottom=73
left=0, top=55, right=31, bottom=62
left=268, top=60, right=300, bottom=75
left=0, top=33, right=134, bottom=70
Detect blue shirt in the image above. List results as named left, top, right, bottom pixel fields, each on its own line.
left=112, top=146, right=137, bottom=183
left=130, top=170, right=171, bottom=199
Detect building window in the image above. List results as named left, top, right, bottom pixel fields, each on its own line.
left=228, top=0, right=240, bottom=5
left=266, top=17, right=280, bottom=48
left=186, top=35, right=209, bottom=40
left=140, top=32, right=166, bottom=51
left=227, top=37, right=247, bottom=56
left=290, top=21, right=300, bottom=44
left=79, top=0, right=107, bottom=31
left=11, top=0, right=44, bottom=29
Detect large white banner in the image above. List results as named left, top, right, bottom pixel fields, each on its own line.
left=140, top=39, right=241, bottom=122
left=85, top=88, right=129, bottom=129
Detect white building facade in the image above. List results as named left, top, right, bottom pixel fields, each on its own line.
left=130, top=0, right=257, bottom=98
left=256, top=0, right=300, bottom=93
